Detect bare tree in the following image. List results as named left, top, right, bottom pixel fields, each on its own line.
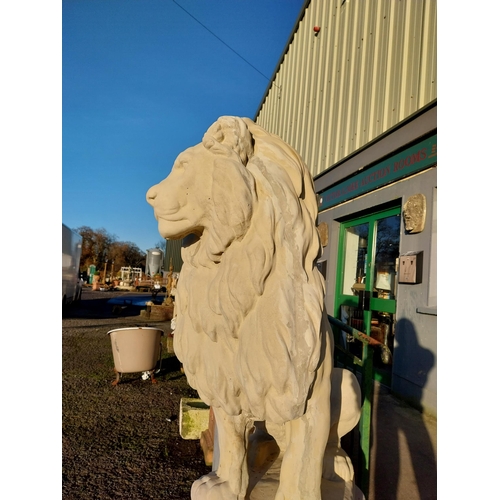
left=75, top=226, right=145, bottom=276
left=77, top=226, right=116, bottom=270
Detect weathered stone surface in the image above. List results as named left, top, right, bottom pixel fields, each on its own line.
left=318, top=221, right=329, bottom=247
left=199, top=407, right=216, bottom=466
left=403, top=193, right=426, bottom=233
left=179, top=398, right=210, bottom=440
left=139, top=303, right=173, bottom=321
left=166, top=331, right=175, bottom=354
left=147, top=116, right=362, bottom=499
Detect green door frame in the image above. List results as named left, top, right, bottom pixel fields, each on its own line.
left=331, top=204, right=401, bottom=497
left=334, top=205, right=400, bottom=327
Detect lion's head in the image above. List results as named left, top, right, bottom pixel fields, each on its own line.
left=147, top=117, right=325, bottom=423
left=147, top=117, right=258, bottom=264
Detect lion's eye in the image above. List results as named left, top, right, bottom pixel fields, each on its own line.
left=176, top=161, right=187, bottom=172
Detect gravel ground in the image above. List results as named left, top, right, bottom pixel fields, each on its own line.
left=62, top=287, right=211, bottom=500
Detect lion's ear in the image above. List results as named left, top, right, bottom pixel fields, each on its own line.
left=203, top=117, right=253, bottom=165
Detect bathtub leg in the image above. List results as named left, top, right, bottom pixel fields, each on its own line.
left=112, top=368, right=121, bottom=386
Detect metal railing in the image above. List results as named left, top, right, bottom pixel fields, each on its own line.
left=327, top=314, right=390, bottom=499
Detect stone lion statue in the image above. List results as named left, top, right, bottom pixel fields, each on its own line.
left=147, top=117, right=361, bottom=500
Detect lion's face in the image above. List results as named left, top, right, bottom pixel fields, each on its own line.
left=147, top=143, right=214, bottom=240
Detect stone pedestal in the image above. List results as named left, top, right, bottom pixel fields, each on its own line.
left=246, top=457, right=365, bottom=500
left=179, top=398, right=210, bottom=440
left=196, top=424, right=365, bottom=500
left=246, top=425, right=365, bottom=500
left=165, top=331, right=174, bottom=354
left=139, top=303, right=173, bottom=321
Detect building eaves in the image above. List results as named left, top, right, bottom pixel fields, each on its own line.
left=253, top=0, right=311, bottom=121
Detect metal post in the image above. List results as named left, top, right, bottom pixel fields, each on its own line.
left=327, top=315, right=384, bottom=500
left=359, top=342, right=373, bottom=497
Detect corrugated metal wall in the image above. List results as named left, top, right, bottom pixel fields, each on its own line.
left=164, top=238, right=183, bottom=273
left=255, top=0, right=437, bottom=177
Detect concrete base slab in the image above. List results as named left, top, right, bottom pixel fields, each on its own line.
left=246, top=455, right=365, bottom=500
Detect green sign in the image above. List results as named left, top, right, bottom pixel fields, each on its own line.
left=318, top=134, right=437, bottom=211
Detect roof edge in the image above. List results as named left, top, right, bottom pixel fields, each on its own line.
left=253, top=0, right=311, bottom=121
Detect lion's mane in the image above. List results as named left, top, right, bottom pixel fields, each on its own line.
left=173, top=117, right=325, bottom=424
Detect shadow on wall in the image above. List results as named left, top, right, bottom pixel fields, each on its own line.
left=372, top=317, right=436, bottom=500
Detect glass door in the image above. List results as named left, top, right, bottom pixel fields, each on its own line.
left=334, top=206, right=401, bottom=385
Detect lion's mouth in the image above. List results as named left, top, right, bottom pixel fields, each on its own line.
left=157, top=216, right=203, bottom=240
left=152, top=200, right=191, bottom=222
left=156, top=208, right=183, bottom=220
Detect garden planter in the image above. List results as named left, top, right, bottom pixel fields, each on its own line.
left=107, top=327, right=164, bottom=385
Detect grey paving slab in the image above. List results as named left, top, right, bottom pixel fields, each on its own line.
left=367, top=383, right=437, bottom=500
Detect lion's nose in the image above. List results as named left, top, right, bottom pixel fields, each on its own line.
left=146, top=185, right=158, bottom=207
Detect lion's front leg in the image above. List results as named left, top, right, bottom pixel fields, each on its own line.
left=214, top=408, right=253, bottom=496
left=275, top=332, right=333, bottom=500
left=191, top=407, right=253, bottom=500
left=275, top=387, right=331, bottom=500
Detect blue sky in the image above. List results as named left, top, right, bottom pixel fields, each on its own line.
left=63, top=0, right=304, bottom=252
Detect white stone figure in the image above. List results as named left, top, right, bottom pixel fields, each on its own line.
left=147, top=116, right=362, bottom=500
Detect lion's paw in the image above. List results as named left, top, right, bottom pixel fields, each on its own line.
left=191, top=472, right=243, bottom=500
left=323, top=445, right=355, bottom=483
left=332, top=453, right=354, bottom=483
